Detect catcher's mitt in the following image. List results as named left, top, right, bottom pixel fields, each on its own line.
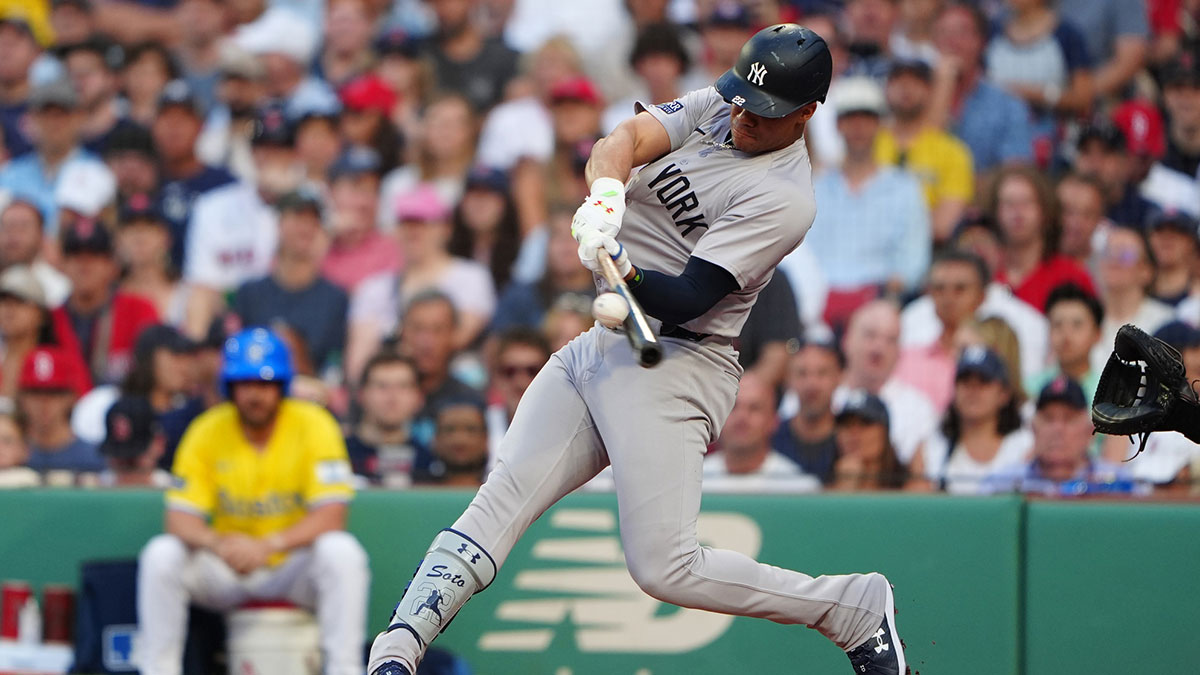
left=1092, top=324, right=1200, bottom=456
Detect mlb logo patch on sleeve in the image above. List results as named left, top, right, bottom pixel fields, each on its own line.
left=657, top=101, right=684, bottom=114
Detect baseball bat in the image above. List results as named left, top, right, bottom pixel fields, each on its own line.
left=597, top=249, right=663, bottom=368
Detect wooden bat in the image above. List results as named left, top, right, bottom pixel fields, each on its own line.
left=597, top=249, right=663, bottom=368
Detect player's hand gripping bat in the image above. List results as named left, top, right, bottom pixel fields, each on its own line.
left=596, top=249, right=663, bottom=368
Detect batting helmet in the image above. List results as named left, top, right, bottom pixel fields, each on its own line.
left=714, top=24, right=832, bottom=119
left=221, top=327, right=293, bottom=395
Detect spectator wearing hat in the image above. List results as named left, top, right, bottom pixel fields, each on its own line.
left=317, top=0, right=375, bottom=88
left=233, top=188, right=348, bottom=377
left=152, top=80, right=236, bottom=270
left=378, top=93, right=476, bottom=230
left=97, top=394, right=172, bottom=487
left=601, top=23, right=691, bottom=134
left=101, top=123, right=158, bottom=203
left=1056, top=171, right=1114, bottom=276
left=876, top=59, right=974, bottom=244
left=0, top=77, right=112, bottom=238
left=415, top=396, right=490, bottom=487
left=1162, top=60, right=1200, bottom=179
left=984, top=377, right=1134, bottom=495
left=1092, top=320, right=1200, bottom=490
left=0, top=198, right=71, bottom=306
left=234, top=7, right=338, bottom=121
left=339, top=73, right=402, bottom=173
left=830, top=389, right=907, bottom=491
left=1057, top=0, right=1149, bottom=99
left=0, top=264, right=86, bottom=399
left=321, top=149, right=398, bottom=300
left=60, top=37, right=145, bottom=157
left=987, top=165, right=1096, bottom=313
left=182, top=106, right=289, bottom=340
left=196, top=44, right=268, bottom=182
left=48, top=0, right=94, bottom=48
left=1149, top=211, right=1200, bottom=307
left=352, top=184, right=495, bottom=355
left=345, top=350, right=426, bottom=487
left=1074, top=123, right=1161, bottom=231
left=929, top=2, right=1034, bottom=173
left=0, top=11, right=47, bottom=157
left=121, top=41, right=178, bottom=127
left=19, top=345, right=101, bottom=473
left=420, top=0, right=518, bottom=112
left=1025, top=284, right=1103, bottom=404
left=1112, top=100, right=1200, bottom=218
left=694, top=3, right=753, bottom=86
left=448, top=166, right=531, bottom=292
left=1092, top=227, right=1175, bottom=376
left=115, top=193, right=186, bottom=324
left=544, top=75, right=604, bottom=208
left=910, top=346, right=1032, bottom=494
left=53, top=217, right=160, bottom=386
left=172, top=0, right=227, bottom=114
left=774, top=339, right=844, bottom=485
left=802, top=76, right=930, bottom=329
left=704, top=372, right=821, bottom=494
left=490, top=207, right=596, bottom=334
left=295, top=108, right=342, bottom=187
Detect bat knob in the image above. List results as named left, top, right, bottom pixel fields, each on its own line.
left=639, top=343, right=664, bottom=368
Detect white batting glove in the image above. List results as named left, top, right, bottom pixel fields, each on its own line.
left=577, top=229, right=632, bottom=279
left=571, top=177, right=626, bottom=240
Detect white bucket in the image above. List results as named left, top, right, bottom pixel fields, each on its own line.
left=226, top=607, right=321, bottom=675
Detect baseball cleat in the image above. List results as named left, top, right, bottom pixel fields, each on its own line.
left=371, top=662, right=412, bottom=675
left=846, top=581, right=906, bottom=674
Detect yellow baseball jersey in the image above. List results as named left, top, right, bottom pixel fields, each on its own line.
left=874, top=127, right=974, bottom=210
left=167, top=399, right=354, bottom=562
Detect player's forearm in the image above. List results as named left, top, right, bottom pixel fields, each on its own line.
left=585, top=126, right=638, bottom=186
left=166, top=509, right=220, bottom=551
left=266, top=502, right=348, bottom=554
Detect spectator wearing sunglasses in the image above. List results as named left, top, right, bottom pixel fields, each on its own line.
left=1091, top=226, right=1174, bottom=374
left=486, top=327, right=550, bottom=471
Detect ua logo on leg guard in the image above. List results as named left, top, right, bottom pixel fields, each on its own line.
left=457, top=543, right=481, bottom=565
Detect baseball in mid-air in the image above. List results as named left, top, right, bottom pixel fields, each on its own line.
left=592, top=292, right=630, bottom=328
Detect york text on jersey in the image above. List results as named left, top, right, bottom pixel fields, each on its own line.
left=646, top=163, right=708, bottom=237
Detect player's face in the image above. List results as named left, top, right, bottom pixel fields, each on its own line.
left=928, top=261, right=984, bottom=328
left=230, top=380, right=284, bottom=429
left=1048, top=302, right=1100, bottom=369
left=788, top=346, right=842, bottom=415
left=953, top=373, right=1010, bottom=425
left=728, top=103, right=814, bottom=154
left=360, top=362, right=423, bottom=430
left=1032, top=403, right=1092, bottom=478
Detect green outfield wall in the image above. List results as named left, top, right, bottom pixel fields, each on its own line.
left=0, top=490, right=1195, bottom=674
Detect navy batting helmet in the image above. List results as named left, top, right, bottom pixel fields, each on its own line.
left=715, top=24, right=833, bottom=119
left=221, top=327, right=293, bottom=395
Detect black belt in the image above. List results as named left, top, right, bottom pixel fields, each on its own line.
left=660, top=324, right=713, bottom=343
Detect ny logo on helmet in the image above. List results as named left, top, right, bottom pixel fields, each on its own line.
left=748, top=62, right=767, bottom=86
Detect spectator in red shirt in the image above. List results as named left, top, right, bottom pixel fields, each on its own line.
left=987, top=165, right=1096, bottom=313
left=53, top=217, right=159, bottom=386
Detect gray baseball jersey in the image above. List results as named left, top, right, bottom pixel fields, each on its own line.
left=619, top=86, right=816, bottom=338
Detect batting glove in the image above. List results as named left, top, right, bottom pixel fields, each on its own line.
left=577, top=229, right=632, bottom=279
left=571, top=177, right=626, bottom=240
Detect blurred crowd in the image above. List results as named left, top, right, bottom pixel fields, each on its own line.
left=0, top=0, right=1197, bottom=497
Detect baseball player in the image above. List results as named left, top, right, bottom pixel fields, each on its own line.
left=370, top=25, right=905, bottom=675
left=137, top=328, right=369, bottom=675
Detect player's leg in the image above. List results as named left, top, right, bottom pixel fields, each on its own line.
left=251, top=531, right=371, bottom=675
left=135, top=534, right=250, bottom=675
left=588, top=334, right=901, bottom=666
left=369, top=333, right=610, bottom=674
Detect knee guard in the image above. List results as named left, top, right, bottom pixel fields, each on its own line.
left=385, top=529, right=497, bottom=647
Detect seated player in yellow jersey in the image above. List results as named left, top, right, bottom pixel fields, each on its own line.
left=136, top=328, right=369, bottom=675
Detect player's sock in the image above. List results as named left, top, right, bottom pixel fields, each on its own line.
left=371, top=529, right=497, bottom=670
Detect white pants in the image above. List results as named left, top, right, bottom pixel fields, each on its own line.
left=454, top=327, right=888, bottom=649
left=137, top=531, right=370, bottom=675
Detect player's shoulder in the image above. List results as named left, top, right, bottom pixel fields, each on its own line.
left=279, top=398, right=340, bottom=429
left=183, top=403, right=240, bottom=440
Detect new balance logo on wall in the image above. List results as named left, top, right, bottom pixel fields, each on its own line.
left=479, top=509, right=762, bottom=655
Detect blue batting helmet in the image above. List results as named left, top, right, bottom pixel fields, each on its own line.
left=221, top=327, right=293, bottom=395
